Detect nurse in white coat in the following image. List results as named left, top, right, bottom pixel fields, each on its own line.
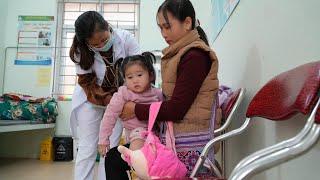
left=69, top=11, right=140, bottom=180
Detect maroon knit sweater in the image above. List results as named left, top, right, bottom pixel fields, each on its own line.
left=135, top=48, right=212, bottom=122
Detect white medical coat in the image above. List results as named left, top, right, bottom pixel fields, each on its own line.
left=70, top=28, right=140, bottom=137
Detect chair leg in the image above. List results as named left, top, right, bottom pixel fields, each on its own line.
left=231, top=98, right=320, bottom=176
left=190, top=118, right=251, bottom=177
left=221, top=132, right=226, bottom=177
left=204, top=158, right=223, bottom=177
left=229, top=124, right=320, bottom=180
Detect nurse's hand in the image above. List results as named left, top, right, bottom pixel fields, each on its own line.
left=120, top=101, right=136, bottom=121
left=98, top=144, right=108, bottom=157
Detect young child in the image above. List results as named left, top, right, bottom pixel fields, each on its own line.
left=98, top=52, right=163, bottom=157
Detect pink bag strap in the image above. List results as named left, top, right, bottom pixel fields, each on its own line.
left=148, top=102, right=162, bottom=132
left=165, top=121, right=177, bottom=154
left=149, top=102, right=177, bottom=154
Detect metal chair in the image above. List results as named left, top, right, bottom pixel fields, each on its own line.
left=192, top=88, right=246, bottom=178
left=191, top=61, right=320, bottom=179
left=229, top=61, right=320, bottom=179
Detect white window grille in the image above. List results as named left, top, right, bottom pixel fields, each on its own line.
left=54, top=0, right=140, bottom=100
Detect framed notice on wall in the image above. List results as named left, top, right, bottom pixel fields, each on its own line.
left=15, top=16, right=55, bottom=65
left=212, top=0, right=240, bottom=42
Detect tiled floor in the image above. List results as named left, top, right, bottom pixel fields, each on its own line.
left=0, top=158, right=98, bottom=180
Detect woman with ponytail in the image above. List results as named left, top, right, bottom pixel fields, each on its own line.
left=69, top=11, right=140, bottom=180
left=108, top=0, right=220, bottom=178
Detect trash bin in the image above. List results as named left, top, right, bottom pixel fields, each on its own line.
left=53, top=136, right=73, bottom=161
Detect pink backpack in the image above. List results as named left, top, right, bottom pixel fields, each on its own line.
left=120, top=102, right=187, bottom=178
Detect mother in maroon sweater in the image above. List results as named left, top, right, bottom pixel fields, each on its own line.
left=105, top=0, right=219, bottom=179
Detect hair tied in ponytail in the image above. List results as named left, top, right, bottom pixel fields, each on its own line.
left=142, top=52, right=156, bottom=64
left=195, top=19, right=200, bottom=28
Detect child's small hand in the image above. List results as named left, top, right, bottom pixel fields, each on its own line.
left=98, top=144, right=108, bottom=157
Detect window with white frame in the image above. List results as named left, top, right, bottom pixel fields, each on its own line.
left=54, top=0, right=140, bottom=100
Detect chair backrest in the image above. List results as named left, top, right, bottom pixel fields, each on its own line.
left=222, top=88, right=242, bottom=119
left=246, top=61, right=320, bottom=120
left=228, top=61, right=320, bottom=180
left=214, top=88, right=245, bottom=135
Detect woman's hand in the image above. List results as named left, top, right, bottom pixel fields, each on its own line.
left=120, top=101, right=136, bottom=121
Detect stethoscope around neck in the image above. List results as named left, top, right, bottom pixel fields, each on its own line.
left=100, top=49, right=116, bottom=66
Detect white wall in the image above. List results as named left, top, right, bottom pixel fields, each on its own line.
left=0, top=0, right=8, bottom=93
left=0, top=129, right=54, bottom=158
left=213, top=0, right=320, bottom=179
left=2, top=0, right=56, bottom=97
left=139, top=0, right=165, bottom=51
left=3, top=0, right=57, bottom=46
left=0, top=0, right=58, bottom=158
left=139, top=0, right=213, bottom=51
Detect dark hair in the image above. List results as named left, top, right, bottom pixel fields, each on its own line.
left=115, top=52, right=157, bottom=85
left=69, top=11, right=109, bottom=70
left=157, top=0, right=209, bottom=46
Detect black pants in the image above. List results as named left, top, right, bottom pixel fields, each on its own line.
left=105, top=144, right=130, bottom=180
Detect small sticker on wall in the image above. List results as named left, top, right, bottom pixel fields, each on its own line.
left=36, top=68, right=52, bottom=87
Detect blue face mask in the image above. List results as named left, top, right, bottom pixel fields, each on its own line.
left=88, top=32, right=115, bottom=52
